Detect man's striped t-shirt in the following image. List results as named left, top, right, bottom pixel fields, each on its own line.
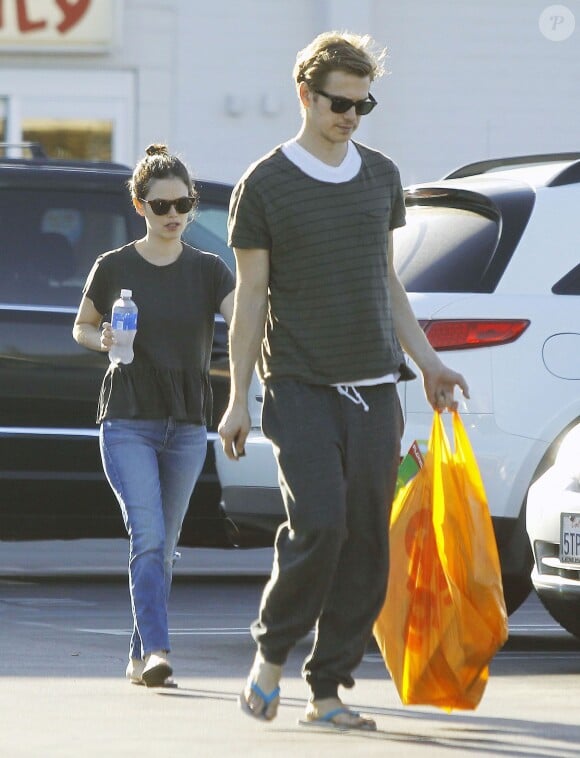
left=228, top=141, right=411, bottom=386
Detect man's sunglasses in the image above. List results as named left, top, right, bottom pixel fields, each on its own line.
left=313, top=88, right=377, bottom=115
left=139, top=196, right=196, bottom=215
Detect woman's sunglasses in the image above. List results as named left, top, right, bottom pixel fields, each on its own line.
left=139, top=196, right=196, bottom=215
left=313, top=88, right=377, bottom=116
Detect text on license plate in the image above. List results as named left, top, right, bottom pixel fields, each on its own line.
left=560, top=513, right=580, bottom=563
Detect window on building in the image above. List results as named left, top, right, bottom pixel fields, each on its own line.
left=22, top=118, right=113, bottom=161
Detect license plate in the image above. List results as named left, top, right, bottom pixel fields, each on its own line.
left=560, top=513, right=580, bottom=563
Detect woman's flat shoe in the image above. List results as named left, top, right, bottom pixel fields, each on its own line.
left=126, top=658, right=145, bottom=685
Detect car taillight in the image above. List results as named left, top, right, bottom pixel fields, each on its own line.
left=418, top=319, right=530, bottom=351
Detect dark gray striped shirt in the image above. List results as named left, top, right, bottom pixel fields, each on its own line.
left=228, top=142, right=409, bottom=385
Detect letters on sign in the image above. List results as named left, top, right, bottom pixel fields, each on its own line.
left=0, top=0, right=92, bottom=34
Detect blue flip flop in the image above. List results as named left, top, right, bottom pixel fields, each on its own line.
left=239, top=682, right=281, bottom=721
left=299, top=706, right=377, bottom=731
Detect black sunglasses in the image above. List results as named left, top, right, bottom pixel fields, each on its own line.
left=139, top=196, right=196, bottom=215
left=313, top=88, right=377, bottom=115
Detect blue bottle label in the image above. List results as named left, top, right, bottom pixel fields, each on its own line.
left=112, top=312, right=138, bottom=330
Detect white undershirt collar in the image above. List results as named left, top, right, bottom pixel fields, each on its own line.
left=281, top=139, right=362, bottom=183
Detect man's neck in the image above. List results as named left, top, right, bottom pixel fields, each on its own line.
left=295, top=130, right=348, bottom=167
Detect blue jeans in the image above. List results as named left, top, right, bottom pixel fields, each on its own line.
left=99, top=418, right=207, bottom=659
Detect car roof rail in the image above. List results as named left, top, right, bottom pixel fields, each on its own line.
left=547, top=159, right=580, bottom=187
left=444, top=152, right=580, bottom=180
left=0, top=141, right=47, bottom=159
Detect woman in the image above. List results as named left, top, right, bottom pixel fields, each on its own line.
left=73, top=144, right=235, bottom=687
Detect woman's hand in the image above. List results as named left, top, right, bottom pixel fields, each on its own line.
left=73, top=295, right=109, bottom=353
left=100, top=322, right=114, bottom=352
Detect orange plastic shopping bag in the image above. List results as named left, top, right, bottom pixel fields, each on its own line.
left=373, top=411, right=509, bottom=710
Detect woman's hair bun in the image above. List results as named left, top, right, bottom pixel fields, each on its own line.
left=145, top=143, right=169, bottom=157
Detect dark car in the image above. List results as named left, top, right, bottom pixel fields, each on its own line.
left=0, top=144, right=236, bottom=546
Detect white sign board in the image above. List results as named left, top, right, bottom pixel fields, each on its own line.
left=0, top=0, right=114, bottom=51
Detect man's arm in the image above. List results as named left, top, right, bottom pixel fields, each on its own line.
left=218, top=247, right=269, bottom=459
left=387, top=231, right=469, bottom=410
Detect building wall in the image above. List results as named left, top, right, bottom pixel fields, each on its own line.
left=171, top=0, right=315, bottom=183
left=0, top=0, right=578, bottom=186
left=373, top=0, right=580, bottom=183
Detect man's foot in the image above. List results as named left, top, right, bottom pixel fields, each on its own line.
left=238, top=654, right=282, bottom=721
left=301, top=697, right=377, bottom=731
left=141, top=651, right=174, bottom=688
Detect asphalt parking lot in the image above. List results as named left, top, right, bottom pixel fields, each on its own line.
left=0, top=539, right=274, bottom=581
left=2, top=571, right=580, bottom=758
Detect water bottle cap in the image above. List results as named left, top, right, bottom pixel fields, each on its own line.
left=120, top=289, right=132, bottom=299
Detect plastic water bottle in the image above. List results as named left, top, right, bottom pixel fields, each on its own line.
left=109, top=289, right=138, bottom=365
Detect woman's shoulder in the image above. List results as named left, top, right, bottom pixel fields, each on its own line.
left=94, top=241, right=137, bottom=267
left=181, top=243, right=234, bottom=281
left=181, top=242, right=221, bottom=265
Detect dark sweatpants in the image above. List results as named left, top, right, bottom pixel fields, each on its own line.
left=252, top=379, right=403, bottom=700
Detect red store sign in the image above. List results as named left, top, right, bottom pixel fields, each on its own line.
left=0, top=0, right=114, bottom=50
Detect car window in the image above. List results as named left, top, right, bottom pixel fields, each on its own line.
left=182, top=201, right=235, bottom=272
left=0, top=187, right=141, bottom=307
left=553, top=263, right=580, bottom=295
left=394, top=205, right=500, bottom=293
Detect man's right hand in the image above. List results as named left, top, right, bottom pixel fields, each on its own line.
left=218, top=404, right=251, bottom=461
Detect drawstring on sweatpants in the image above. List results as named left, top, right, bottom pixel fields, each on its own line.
left=335, top=385, right=369, bottom=412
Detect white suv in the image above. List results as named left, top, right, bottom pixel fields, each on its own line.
left=215, top=152, right=580, bottom=615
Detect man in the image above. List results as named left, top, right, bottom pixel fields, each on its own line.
left=219, top=31, right=469, bottom=731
